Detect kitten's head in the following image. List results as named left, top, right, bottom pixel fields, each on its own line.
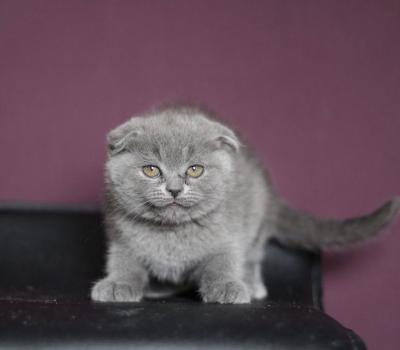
left=105, top=106, right=240, bottom=225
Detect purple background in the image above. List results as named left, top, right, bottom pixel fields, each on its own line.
left=1, top=1, right=399, bottom=348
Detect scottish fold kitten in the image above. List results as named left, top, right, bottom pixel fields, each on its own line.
left=91, top=105, right=399, bottom=304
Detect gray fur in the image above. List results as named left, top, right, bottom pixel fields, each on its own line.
left=91, top=105, right=400, bottom=304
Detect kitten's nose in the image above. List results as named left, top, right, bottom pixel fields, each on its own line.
left=167, top=189, right=181, bottom=199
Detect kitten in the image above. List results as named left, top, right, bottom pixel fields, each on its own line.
left=91, top=105, right=399, bottom=304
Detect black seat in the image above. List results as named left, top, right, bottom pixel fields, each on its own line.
left=0, top=203, right=366, bottom=349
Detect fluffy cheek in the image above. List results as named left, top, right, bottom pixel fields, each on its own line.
left=187, top=161, right=233, bottom=212
left=106, top=156, right=149, bottom=205
left=194, top=174, right=224, bottom=199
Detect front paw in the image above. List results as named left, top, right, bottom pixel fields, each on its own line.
left=201, top=280, right=250, bottom=304
left=91, top=278, right=143, bottom=302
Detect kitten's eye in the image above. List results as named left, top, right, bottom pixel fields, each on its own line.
left=143, top=165, right=161, bottom=178
left=186, top=165, right=204, bottom=178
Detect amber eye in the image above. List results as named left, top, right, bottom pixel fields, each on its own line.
left=143, top=165, right=161, bottom=178
left=186, top=165, right=204, bottom=178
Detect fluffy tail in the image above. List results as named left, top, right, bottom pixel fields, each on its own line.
left=271, top=197, right=400, bottom=250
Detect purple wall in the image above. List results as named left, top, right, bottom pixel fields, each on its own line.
left=1, top=1, right=399, bottom=348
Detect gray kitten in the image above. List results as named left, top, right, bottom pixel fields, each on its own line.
left=91, top=105, right=399, bottom=304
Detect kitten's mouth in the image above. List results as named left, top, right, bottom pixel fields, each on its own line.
left=166, top=201, right=182, bottom=207
left=165, top=201, right=190, bottom=209
left=151, top=200, right=192, bottom=210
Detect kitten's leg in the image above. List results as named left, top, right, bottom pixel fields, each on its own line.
left=91, top=243, right=148, bottom=302
left=244, top=227, right=269, bottom=300
left=196, top=252, right=250, bottom=304
left=244, top=260, right=268, bottom=300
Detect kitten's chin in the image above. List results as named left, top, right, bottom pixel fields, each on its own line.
left=127, top=203, right=190, bottom=225
left=128, top=200, right=219, bottom=225
left=154, top=203, right=219, bottom=225
left=156, top=205, right=193, bottom=225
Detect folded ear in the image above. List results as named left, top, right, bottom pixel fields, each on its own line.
left=212, top=123, right=241, bottom=153
left=107, top=118, right=141, bottom=155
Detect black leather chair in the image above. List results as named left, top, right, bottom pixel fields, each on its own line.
left=0, top=204, right=366, bottom=349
